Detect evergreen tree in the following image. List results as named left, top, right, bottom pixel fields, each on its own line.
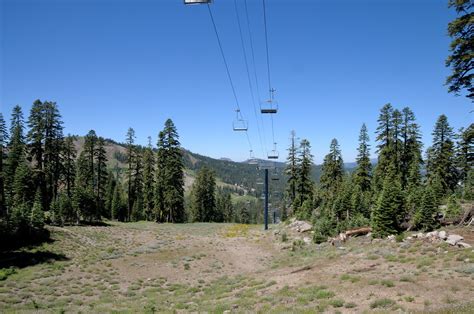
left=26, top=100, right=50, bottom=210
left=62, top=135, right=77, bottom=199
left=353, top=123, right=372, bottom=192
left=285, top=130, right=299, bottom=206
left=155, top=130, right=166, bottom=222
left=295, top=139, right=314, bottom=212
left=416, top=186, right=438, bottom=231
left=320, top=138, right=344, bottom=210
left=371, top=164, right=403, bottom=237
left=43, top=101, right=64, bottom=206
left=112, top=182, right=126, bottom=221
left=132, top=147, right=143, bottom=221
left=0, top=113, right=7, bottom=216
left=95, top=137, right=108, bottom=219
left=239, top=205, right=250, bottom=224
left=30, top=189, right=45, bottom=231
left=12, top=160, right=34, bottom=208
left=160, top=119, right=185, bottom=223
left=217, top=190, right=234, bottom=222
left=446, top=0, right=473, bottom=100
left=456, top=124, right=473, bottom=185
left=191, top=167, right=217, bottom=222
left=6, top=105, right=26, bottom=210
left=391, top=109, right=403, bottom=173
left=125, top=127, right=136, bottom=221
left=142, top=137, right=155, bottom=221
left=426, top=115, right=458, bottom=196
left=400, top=107, right=422, bottom=189
left=104, top=171, right=116, bottom=219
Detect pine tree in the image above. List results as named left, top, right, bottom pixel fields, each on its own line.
left=0, top=113, right=8, bottom=216
left=62, top=135, right=77, bottom=199
left=285, top=130, right=299, bottom=206
left=142, top=137, right=155, bottom=221
left=125, top=127, right=136, bottom=221
left=456, top=124, right=473, bottom=185
left=295, top=139, right=314, bottom=212
left=353, top=123, right=372, bottom=192
left=6, top=105, right=26, bottom=210
left=373, top=104, right=398, bottom=194
left=12, top=160, right=34, bottom=208
left=426, top=115, right=458, bottom=196
left=191, top=167, right=217, bottom=222
left=104, top=171, right=116, bottom=219
left=446, top=0, right=473, bottom=100
left=217, top=190, right=234, bottom=223
left=391, top=109, right=402, bottom=174
left=83, top=130, right=97, bottom=188
left=400, top=107, right=422, bottom=189
left=95, top=137, right=108, bottom=219
left=43, top=101, right=64, bottom=206
left=320, top=138, right=344, bottom=210
left=417, top=186, right=438, bottom=231
left=371, top=164, right=403, bottom=237
left=132, top=147, right=143, bottom=221
left=112, top=182, right=126, bottom=221
left=160, top=119, right=185, bottom=223
left=30, top=189, right=45, bottom=231
left=27, top=100, right=47, bottom=210
left=155, top=131, right=166, bottom=222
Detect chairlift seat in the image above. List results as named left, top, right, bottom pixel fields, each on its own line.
left=261, top=108, right=278, bottom=114
left=184, top=0, right=212, bottom=4
left=233, top=120, right=248, bottom=132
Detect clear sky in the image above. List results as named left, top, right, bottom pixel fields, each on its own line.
left=1, top=0, right=472, bottom=163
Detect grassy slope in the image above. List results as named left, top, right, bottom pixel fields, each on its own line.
left=0, top=222, right=473, bottom=313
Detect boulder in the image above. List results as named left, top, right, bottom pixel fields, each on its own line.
left=438, top=230, right=447, bottom=240
left=303, top=237, right=312, bottom=244
left=446, top=234, right=464, bottom=246
left=289, top=220, right=313, bottom=233
left=426, top=231, right=439, bottom=238
left=457, top=242, right=472, bottom=249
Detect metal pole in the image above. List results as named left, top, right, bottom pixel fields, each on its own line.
left=264, top=168, right=269, bottom=230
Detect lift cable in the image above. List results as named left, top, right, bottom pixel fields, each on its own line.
left=207, top=3, right=254, bottom=154
left=243, top=0, right=269, bottom=158
left=233, top=0, right=265, bottom=159
left=262, top=0, right=277, bottom=153
left=207, top=4, right=244, bottom=120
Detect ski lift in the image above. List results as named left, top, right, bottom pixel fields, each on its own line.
left=256, top=178, right=264, bottom=185
left=267, top=142, right=279, bottom=159
left=184, top=0, right=212, bottom=5
left=248, top=150, right=259, bottom=165
left=271, top=167, right=280, bottom=181
left=261, top=88, right=278, bottom=114
left=232, top=109, right=248, bottom=132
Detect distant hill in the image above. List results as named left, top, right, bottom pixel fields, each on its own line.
left=73, top=137, right=370, bottom=201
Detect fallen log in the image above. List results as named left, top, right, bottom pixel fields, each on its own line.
left=345, top=227, right=372, bottom=237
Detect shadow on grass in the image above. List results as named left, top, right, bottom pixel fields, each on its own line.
left=78, top=220, right=111, bottom=227
left=0, top=250, right=69, bottom=269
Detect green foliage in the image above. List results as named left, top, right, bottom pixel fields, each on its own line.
left=446, top=0, right=473, bottom=100
left=416, top=186, right=439, bottom=231
left=353, top=123, right=372, bottom=192
left=190, top=167, right=218, bottom=222
left=445, top=194, right=462, bottom=219
left=295, top=139, right=314, bottom=211
left=30, top=190, right=45, bottom=230
left=371, top=168, right=403, bottom=238
left=312, top=212, right=337, bottom=244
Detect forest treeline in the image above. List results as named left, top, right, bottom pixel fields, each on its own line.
left=0, top=101, right=260, bottom=248
left=284, top=104, right=473, bottom=241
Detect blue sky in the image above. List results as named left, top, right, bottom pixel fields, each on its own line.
left=1, top=0, right=472, bottom=163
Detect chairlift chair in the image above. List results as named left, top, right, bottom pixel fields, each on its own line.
left=233, top=109, right=248, bottom=132
left=248, top=150, right=259, bottom=165
left=267, top=143, right=279, bottom=160
left=271, top=167, right=280, bottom=181
left=260, top=99, right=278, bottom=114
left=184, top=0, right=212, bottom=4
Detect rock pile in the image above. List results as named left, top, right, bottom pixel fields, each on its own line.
left=406, top=230, right=471, bottom=248
left=288, top=220, right=313, bottom=233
